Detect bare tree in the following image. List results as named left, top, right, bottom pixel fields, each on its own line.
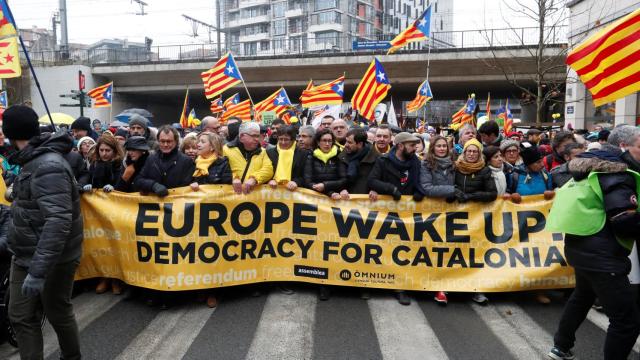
left=480, top=0, right=594, bottom=125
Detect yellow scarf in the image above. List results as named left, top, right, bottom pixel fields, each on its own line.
left=274, top=142, right=296, bottom=183
left=193, top=154, right=218, bottom=177
left=313, top=145, right=339, bottom=164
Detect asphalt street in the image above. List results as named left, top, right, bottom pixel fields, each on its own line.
left=0, top=284, right=635, bottom=360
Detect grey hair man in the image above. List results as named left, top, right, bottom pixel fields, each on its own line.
left=297, top=125, right=315, bottom=151
left=223, top=122, right=274, bottom=194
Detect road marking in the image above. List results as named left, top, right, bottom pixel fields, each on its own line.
left=491, top=302, right=553, bottom=355
left=587, top=309, right=640, bottom=353
left=245, top=291, right=316, bottom=360
left=471, top=302, right=549, bottom=359
left=369, top=295, right=449, bottom=360
left=114, top=302, right=214, bottom=360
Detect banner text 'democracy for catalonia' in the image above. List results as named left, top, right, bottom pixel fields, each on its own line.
left=76, top=186, right=575, bottom=292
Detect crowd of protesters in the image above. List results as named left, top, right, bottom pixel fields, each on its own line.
left=0, top=105, right=639, bottom=359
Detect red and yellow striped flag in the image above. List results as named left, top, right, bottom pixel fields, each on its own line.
left=223, top=99, right=251, bottom=122
left=300, top=75, right=344, bottom=108
left=87, top=82, right=113, bottom=107
left=200, top=53, right=243, bottom=99
left=566, top=8, right=640, bottom=107
left=351, top=58, right=391, bottom=121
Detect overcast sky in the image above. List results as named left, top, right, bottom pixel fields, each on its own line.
left=10, top=0, right=544, bottom=46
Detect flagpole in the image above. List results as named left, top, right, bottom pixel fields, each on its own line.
left=109, top=83, right=114, bottom=125
left=3, top=3, right=55, bottom=127
left=231, top=52, right=254, bottom=107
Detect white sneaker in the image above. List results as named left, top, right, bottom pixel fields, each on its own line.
left=472, top=293, right=488, bottom=304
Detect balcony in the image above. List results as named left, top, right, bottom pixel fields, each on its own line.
left=238, top=0, right=269, bottom=9
left=239, top=32, right=270, bottom=42
left=285, top=8, right=305, bottom=18
left=228, top=15, right=270, bottom=28
left=308, top=23, right=343, bottom=33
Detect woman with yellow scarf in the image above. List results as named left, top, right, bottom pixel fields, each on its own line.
left=190, top=132, right=232, bottom=192
left=266, top=126, right=307, bottom=192
left=303, top=129, right=347, bottom=201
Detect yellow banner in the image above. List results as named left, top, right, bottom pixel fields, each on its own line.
left=77, top=186, right=575, bottom=292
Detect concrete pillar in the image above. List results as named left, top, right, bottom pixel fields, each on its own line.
left=614, top=93, right=638, bottom=126
left=564, top=68, right=586, bottom=130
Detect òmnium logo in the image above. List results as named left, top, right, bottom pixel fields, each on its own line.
left=339, top=269, right=352, bottom=281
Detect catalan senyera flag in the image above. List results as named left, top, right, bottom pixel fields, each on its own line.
left=451, top=95, right=477, bottom=129
left=223, top=98, right=251, bottom=122
left=201, top=53, right=242, bottom=100
left=566, top=7, right=640, bottom=107
left=87, top=82, right=113, bottom=108
left=179, top=88, right=190, bottom=128
left=497, top=99, right=514, bottom=134
left=351, top=58, right=391, bottom=121
left=254, top=88, right=292, bottom=119
left=387, top=4, right=432, bottom=54
left=210, top=97, right=223, bottom=114
left=0, top=36, right=20, bottom=78
left=0, top=1, right=17, bottom=38
left=406, top=80, right=432, bottom=113
left=300, top=75, right=345, bottom=108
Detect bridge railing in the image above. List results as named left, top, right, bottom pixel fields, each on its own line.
left=23, top=26, right=567, bottom=67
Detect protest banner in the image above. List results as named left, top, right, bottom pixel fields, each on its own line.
left=76, top=186, right=574, bottom=292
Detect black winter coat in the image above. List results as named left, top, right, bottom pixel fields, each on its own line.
left=454, top=166, right=497, bottom=202
left=338, top=144, right=379, bottom=194
left=194, top=157, right=233, bottom=185
left=266, top=147, right=307, bottom=186
left=304, top=150, right=347, bottom=195
left=135, top=147, right=195, bottom=192
left=6, top=131, right=83, bottom=278
left=64, top=151, right=90, bottom=191
left=368, top=152, right=424, bottom=196
left=115, top=153, right=149, bottom=192
left=89, top=160, right=121, bottom=188
left=563, top=156, right=640, bottom=274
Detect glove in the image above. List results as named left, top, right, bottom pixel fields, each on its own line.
left=392, top=188, right=402, bottom=201
left=413, top=193, right=424, bottom=202
left=152, top=183, right=169, bottom=197
left=21, top=274, right=46, bottom=297
left=82, top=184, right=92, bottom=192
left=4, top=183, right=13, bottom=202
left=454, top=189, right=467, bottom=203
left=103, top=184, right=114, bottom=192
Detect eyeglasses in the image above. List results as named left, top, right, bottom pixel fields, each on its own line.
left=243, top=133, right=261, bottom=139
left=319, top=139, right=334, bottom=144
left=159, top=140, right=175, bottom=145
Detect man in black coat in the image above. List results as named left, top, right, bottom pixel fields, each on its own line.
left=339, top=128, right=379, bottom=199
left=3, top=106, right=83, bottom=360
left=135, top=125, right=194, bottom=196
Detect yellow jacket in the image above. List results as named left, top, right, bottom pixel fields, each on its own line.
left=223, top=141, right=274, bottom=184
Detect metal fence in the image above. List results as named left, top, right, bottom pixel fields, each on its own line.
left=23, top=26, right=567, bottom=67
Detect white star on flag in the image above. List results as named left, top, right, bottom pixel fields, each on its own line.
left=226, top=65, right=234, bottom=73
left=419, top=18, right=427, bottom=26
left=275, top=95, right=285, bottom=104
left=336, top=83, right=344, bottom=93
left=377, top=72, right=386, bottom=81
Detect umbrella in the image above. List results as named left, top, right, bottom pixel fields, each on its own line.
left=115, top=108, right=154, bottom=125
left=38, top=113, right=75, bottom=125
left=109, top=120, right=129, bottom=127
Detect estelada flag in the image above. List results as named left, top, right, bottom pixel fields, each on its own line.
left=0, top=36, right=20, bottom=78
left=201, top=53, right=242, bottom=99
left=179, top=88, right=190, bottom=128
left=300, top=76, right=344, bottom=108
left=566, top=7, right=640, bottom=107
left=223, top=98, right=251, bottom=122
left=254, top=88, right=292, bottom=119
left=0, top=1, right=17, bottom=38
left=87, top=82, right=113, bottom=107
left=406, top=80, right=432, bottom=113
left=451, top=95, right=476, bottom=129
left=387, top=4, right=432, bottom=54
left=210, top=97, right=223, bottom=114
left=351, top=58, right=391, bottom=121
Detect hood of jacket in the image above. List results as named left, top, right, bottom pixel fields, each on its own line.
left=8, top=130, right=73, bottom=166
left=568, top=156, right=628, bottom=181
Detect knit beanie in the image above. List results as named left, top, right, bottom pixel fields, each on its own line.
left=463, top=138, right=483, bottom=153
left=499, top=139, right=519, bottom=152
left=77, top=136, right=96, bottom=151
left=520, top=142, right=541, bottom=166
left=128, top=114, right=148, bottom=130
left=71, top=116, right=92, bottom=132
left=2, top=105, right=40, bottom=140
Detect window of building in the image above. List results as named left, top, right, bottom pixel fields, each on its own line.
left=435, top=2, right=438, bottom=13
left=273, top=19, right=286, bottom=35
left=315, top=0, right=337, bottom=11
left=273, top=2, right=286, bottom=18
left=244, top=42, right=257, bottom=55
left=585, top=91, right=615, bottom=130
left=316, top=11, right=341, bottom=25
left=273, top=36, right=287, bottom=52
left=260, top=40, right=270, bottom=51
left=240, top=6, right=268, bottom=18
left=440, top=19, right=443, bottom=30
left=316, top=30, right=339, bottom=47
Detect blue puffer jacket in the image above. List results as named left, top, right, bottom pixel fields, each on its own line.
left=507, top=165, right=553, bottom=195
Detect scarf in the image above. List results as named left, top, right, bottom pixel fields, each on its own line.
left=346, top=143, right=371, bottom=181
left=376, top=144, right=390, bottom=154
left=313, top=145, right=339, bottom=164
left=387, top=147, right=423, bottom=194
left=274, top=143, right=296, bottom=183
left=455, top=156, right=486, bottom=175
left=489, top=165, right=507, bottom=195
left=193, top=154, right=218, bottom=178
